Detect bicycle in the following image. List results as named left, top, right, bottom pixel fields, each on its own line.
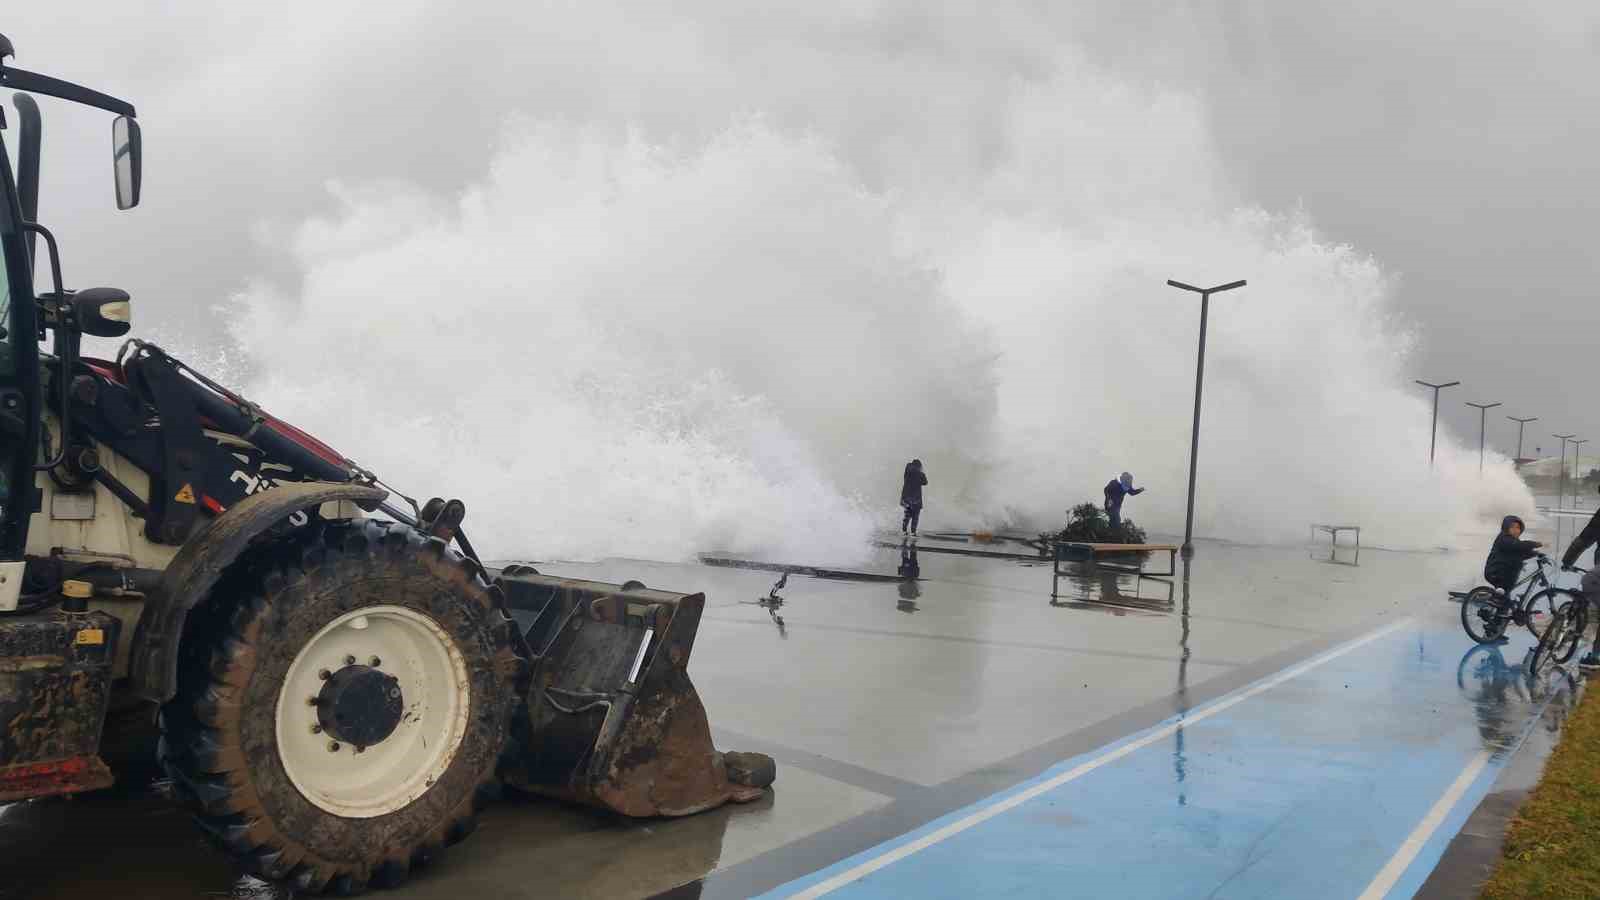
left=1457, top=554, right=1568, bottom=643
left=1531, top=565, right=1592, bottom=669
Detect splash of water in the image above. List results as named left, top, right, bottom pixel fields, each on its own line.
left=224, top=46, right=1528, bottom=563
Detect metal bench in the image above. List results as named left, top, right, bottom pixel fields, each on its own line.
left=1051, top=542, right=1179, bottom=598
left=1310, top=524, right=1361, bottom=549
left=1309, top=524, right=1361, bottom=565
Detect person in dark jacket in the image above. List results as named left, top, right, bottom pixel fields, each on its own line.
left=1103, top=472, right=1144, bottom=531
left=900, top=459, right=927, bottom=536
left=1483, top=515, right=1542, bottom=598
left=1560, top=486, right=1600, bottom=669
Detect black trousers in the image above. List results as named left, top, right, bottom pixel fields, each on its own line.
left=902, top=504, right=922, bottom=533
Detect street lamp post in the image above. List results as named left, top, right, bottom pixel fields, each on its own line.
left=1465, top=401, right=1502, bottom=474
left=1507, top=416, right=1538, bottom=464
left=1571, top=439, right=1590, bottom=509
left=1415, top=380, right=1461, bottom=468
left=1555, top=434, right=1576, bottom=508
left=1167, top=278, right=1247, bottom=558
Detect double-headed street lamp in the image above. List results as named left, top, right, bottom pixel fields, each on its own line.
left=1507, top=416, right=1538, bottom=464
left=1167, top=278, right=1247, bottom=557
left=1465, top=401, right=1502, bottom=474
left=1415, top=380, right=1460, bottom=468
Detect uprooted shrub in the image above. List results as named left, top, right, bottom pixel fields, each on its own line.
left=1038, top=503, right=1148, bottom=547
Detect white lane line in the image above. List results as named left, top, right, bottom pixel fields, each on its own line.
left=786, top=617, right=1415, bottom=899
left=1356, top=749, right=1494, bottom=900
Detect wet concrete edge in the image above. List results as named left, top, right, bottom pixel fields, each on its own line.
left=1413, top=677, right=1586, bottom=900
left=666, top=614, right=1407, bottom=900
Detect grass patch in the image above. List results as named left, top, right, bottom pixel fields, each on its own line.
left=1482, top=679, right=1600, bottom=899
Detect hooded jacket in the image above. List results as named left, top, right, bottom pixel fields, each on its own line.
left=1485, top=515, right=1541, bottom=588
left=1103, top=473, right=1144, bottom=514
left=901, top=461, right=927, bottom=508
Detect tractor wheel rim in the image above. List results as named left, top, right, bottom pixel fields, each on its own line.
left=275, top=604, right=470, bottom=818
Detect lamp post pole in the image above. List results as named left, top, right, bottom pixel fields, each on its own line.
left=1167, top=278, right=1247, bottom=558
left=1507, top=416, right=1538, bottom=465
left=1555, top=434, right=1576, bottom=508
left=1571, top=439, right=1590, bottom=509
left=1415, top=380, right=1461, bottom=468
left=1465, top=401, right=1502, bottom=474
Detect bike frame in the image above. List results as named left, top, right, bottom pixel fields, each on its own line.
left=1496, top=556, right=1555, bottom=618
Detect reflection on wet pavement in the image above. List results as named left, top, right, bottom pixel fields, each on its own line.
left=1456, top=642, right=1579, bottom=756
left=896, top=543, right=920, bottom=613
left=3, top=534, right=1577, bottom=899
left=1052, top=564, right=1176, bottom=615
left=741, top=573, right=791, bottom=637
left=1310, top=542, right=1362, bottom=567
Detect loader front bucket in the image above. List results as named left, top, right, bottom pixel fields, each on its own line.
left=495, top=569, right=775, bottom=817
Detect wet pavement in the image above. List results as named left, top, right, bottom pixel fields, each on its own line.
left=1, top=533, right=1584, bottom=898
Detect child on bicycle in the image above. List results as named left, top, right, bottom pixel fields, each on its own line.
left=1485, top=515, right=1543, bottom=599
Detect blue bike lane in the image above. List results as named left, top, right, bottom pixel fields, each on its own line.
left=757, top=613, right=1568, bottom=900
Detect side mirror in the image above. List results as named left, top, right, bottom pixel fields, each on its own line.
left=72, top=287, right=132, bottom=337
left=113, top=116, right=141, bottom=210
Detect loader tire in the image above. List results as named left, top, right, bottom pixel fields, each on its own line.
left=159, top=520, right=526, bottom=894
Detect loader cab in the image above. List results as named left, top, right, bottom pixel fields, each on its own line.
left=0, top=33, right=141, bottom=566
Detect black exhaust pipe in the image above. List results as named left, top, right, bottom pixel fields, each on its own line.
left=11, top=91, right=40, bottom=266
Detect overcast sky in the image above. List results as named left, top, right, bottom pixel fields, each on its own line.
left=5, top=1, right=1597, bottom=461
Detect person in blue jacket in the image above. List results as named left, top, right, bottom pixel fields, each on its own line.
left=1103, top=472, right=1144, bottom=531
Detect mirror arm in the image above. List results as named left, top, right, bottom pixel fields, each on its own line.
left=0, top=66, right=135, bottom=117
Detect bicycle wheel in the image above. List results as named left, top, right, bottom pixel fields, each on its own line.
left=1461, top=586, right=1510, bottom=644
left=1523, top=587, right=1565, bottom=639
left=1553, top=596, right=1587, bottom=664
left=1534, top=596, right=1585, bottom=668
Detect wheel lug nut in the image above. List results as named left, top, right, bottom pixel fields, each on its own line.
left=345, top=655, right=357, bottom=665
left=306, top=696, right=320, bottom=706
left=354, top=745, right=366, bottom=754
left=328, top=741, right=341, bottom=753
left=318, top=669, right=331, bottom=680
left=311, top=724, right=322, bottom=734
left=369, top=656, right=381, bottom=667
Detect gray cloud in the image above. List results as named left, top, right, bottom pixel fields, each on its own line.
left=6, top=0, right=1595, bottom=463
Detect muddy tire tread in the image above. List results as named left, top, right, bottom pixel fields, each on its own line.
left=159, top=520, right=525, bottom=894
